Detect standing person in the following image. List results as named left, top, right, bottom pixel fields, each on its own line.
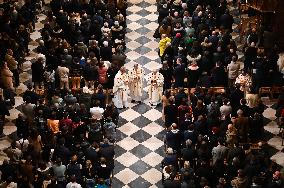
left=159, top=62, right=173, bottom=91
left=66, top=175, right=82, bottom=188
left=5, top=49, right=19, bottom=87
left=128, top=63, right=144, bottom=104
left=31, top=56, right=45, bottom=89
left=57, top=65, right=70, bottom=90
left=147, top=69, right=164, bottom=106
left=112, top=67, right=129, bottom=109
left=1, top=62, right=14, bottom=89
left=0, top=96, right=9, bottom=137
left=227, top=56, right=240, bottom=87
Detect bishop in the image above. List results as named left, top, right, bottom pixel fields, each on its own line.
left=128, top=63, right=145, bottom=103
left=112, top=67, right=129, bottom=109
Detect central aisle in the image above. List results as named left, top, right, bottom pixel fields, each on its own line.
left=112, top=0, right=165, bottom=187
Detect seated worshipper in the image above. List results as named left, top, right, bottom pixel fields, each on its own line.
left=128, top=63, right=145, bottom=103
left=90, top=101, right=104, bottom=120
left=112, top=67, right=129, bottom=109
left=146, top=69, right=164, bottom=106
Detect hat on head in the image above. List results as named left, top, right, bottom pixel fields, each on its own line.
left=212, top=127, right=218, bottom=134
left=176, top=33, right=182, bottom=38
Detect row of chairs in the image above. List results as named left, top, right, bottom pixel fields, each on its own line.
left=258, top=86, right=284, bottom=98
left=167, top=87, right=226, bottom=96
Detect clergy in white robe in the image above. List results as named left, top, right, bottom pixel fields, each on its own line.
left=128, top=63, right=145, bottom=103
left=112, top=67, right=129, bottom=109
left=147, top=70, right=164, bottom=106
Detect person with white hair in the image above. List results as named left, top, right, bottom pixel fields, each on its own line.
left=100, top=40, right=112, bottom=61
left=128, top=63, right=145, bottom=104
left=146, top=69, right=164, bottom=106
left=112, top=67, right=129, bottom=109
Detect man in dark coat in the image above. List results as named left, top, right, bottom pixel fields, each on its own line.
left=211, top=62, right=227, bottom=86
left=31, top=56, right=45, bottom=88
left=244, top=42, right=257, bottom=71
left=164, top=97, right=178, bottom=128
left=173, top=58, right=186, bottom=88
left=100, top=41, right=112, bottom=61
left=219, top=9, right=234, bottom=31
left=164, top=123, right=181, bottom=152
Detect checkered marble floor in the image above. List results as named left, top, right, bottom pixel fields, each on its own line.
left=0, top=0, right=283, bottom=187
left=112, top=0, right=164, bottom=187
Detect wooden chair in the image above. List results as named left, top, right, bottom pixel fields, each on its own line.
left=211, top=87, right=225, bottom=95
left=259, top=87, right=272, bottom=98
left=271, top=86, right=283, bottom=98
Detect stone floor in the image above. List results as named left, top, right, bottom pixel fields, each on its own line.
left=0, top=0, right=283, bottom=187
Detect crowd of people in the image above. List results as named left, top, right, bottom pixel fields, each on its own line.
left=0, top=0, right=129, bottom=187
left=155, top=0, right=284, bottom=187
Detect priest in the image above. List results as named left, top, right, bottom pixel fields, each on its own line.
left=128, top=63, right=145, bottom=103
left=147, top=69, right=164, bottom=106
left=112, top=67, right=129, bottom=109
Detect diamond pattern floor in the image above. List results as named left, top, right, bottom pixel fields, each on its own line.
left=112, top=0, right=164, bottom=187
left=0, top=0, right=283, bottom=187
